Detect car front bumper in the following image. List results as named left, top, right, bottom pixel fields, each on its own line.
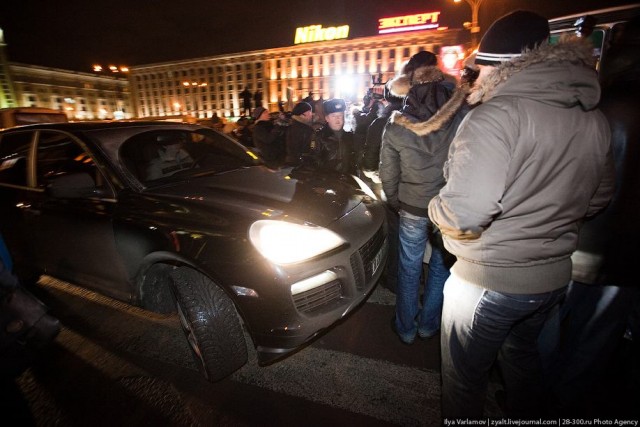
left=244, top=201, right=388, bottom=364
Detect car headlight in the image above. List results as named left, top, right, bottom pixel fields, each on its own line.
left=249, top=220, right=346, bottom=265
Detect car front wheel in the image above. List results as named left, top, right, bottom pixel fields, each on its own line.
left=170, top=267, right=248, bottom=381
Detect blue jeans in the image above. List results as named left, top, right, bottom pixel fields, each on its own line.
left=441, top=273, right=567, bottom=419
left=382, top=204, right=399, bottom=293
left=394, top=210, right=450, bottom=343
left=539, top=281, right=640, bottom=415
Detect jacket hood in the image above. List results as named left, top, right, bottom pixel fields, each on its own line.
left=468, top=35, right=600, bottom=109
left=389, top=80, right=472, bottom=136
left=388, top=65, right=445, bottom=98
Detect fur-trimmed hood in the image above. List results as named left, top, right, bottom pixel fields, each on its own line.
left=386, top=62, right=470, bottom=136
left=468, top=35, right=599, bottom=107
left=389, top=81, right=472, bottom=136
left=388, top=64, right=445, bottom=98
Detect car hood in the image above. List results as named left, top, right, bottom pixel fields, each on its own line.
left=144, top=166, right=364, bottom=226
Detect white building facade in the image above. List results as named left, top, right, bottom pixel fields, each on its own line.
left=129, top=27, right=463, bottom=119
left=8, top=63, right=132, bottom=120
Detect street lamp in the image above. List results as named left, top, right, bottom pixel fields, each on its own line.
left=454, top=0, right=486, bottom=47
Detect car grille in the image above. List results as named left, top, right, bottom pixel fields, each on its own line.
left=350, top=254, right=363, bottom=290
left=293, top=279, right=342, bottom=313
left=351, top=225, right=386, bottom=290
left=293, top=224, right=385, bottom=313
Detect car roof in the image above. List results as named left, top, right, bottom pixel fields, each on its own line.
left=549, top=4, right=640, bottom=32
left=0, top=120, right=201, bottom=133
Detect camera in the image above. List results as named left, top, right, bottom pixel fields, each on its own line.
left=365, top=73, right=386, bottom=103
left=364, top=88, right=383, bottom=105
left=368, top=87, right=384, bottom=100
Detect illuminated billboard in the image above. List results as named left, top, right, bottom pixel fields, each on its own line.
left=294, top=25, right=350, bottom=44
left=440, top=45, right=465, bottom=77
left=378, top=12, right=441, bottom=34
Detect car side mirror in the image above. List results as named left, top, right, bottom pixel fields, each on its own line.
left=46, top=172, right=97, bottom=198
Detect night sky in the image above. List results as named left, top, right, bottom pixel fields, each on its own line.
left=0, top=0, right=637, bottom=72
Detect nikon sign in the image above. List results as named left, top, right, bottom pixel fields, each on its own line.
left=294, top=24, right=350, bottom=44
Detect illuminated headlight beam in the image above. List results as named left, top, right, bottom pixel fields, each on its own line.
left=249, top=220, right=346, bottom=265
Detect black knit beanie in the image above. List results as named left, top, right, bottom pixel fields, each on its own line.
left=251, top=106, right=267, bottom=121
left=292, top=102, right=312, bottom=116
left=475, top=10, right=550, bottom=66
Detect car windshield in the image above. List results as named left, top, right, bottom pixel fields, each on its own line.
left=119, top=128, right=262, bottom=185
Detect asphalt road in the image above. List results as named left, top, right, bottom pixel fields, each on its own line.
left=2, top=275, right=477, bottom=426
left=4, top=275, right=638, bottom=426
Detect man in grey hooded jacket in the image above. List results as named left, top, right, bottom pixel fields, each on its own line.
left=428, top=11, right=615, bottom=418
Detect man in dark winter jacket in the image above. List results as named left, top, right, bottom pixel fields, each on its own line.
left=428, top=11, right=615, bottom=418
left=285, top=102, right=314, bottom=166
left=313, top=98, right=356, bottom=175
left=541, top=16, right=640, bottom=416
left=251, top=107, right=286, bottom=168
left=361, top=84, right=404, bottom=294
left=380, top=50, right=470, bottom=346
left=363, top=84, right=404, bottom=173
left=353, top=96, right=380, bottom=171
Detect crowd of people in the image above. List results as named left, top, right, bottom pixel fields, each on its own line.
left=216, top=89, right=358, bottom=173
left=226, top=9, right=638, bottom=420
left=2, top=8, right=638, bottom=422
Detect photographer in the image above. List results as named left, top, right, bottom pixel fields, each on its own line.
left=362, top=84, right=403, bottom=174
left=353, top=87, right=383, bottom=172
left=361, top=84, right=404, bottom=294
left=251, top=107, right=287, bottom=168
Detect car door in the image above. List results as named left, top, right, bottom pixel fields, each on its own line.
left=0, top=130, right=38, bottom=279
left=26, top=130, right=132, bottom=300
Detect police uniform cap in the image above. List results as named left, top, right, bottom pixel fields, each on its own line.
left=323, top=99, right=346, bottom=115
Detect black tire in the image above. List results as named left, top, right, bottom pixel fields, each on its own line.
left=170, top=267, right=248, bottom=382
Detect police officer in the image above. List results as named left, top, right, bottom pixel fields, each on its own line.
left=313, top=98, right=356, bottom=175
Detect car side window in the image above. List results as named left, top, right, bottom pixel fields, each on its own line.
left=0, top=131, right=33, bottom=188
left=119, top=129, right=260, bottom=184
left=36, top=131, right=113, bottom=197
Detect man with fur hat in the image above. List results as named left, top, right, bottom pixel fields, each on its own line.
left=285, top=101, right=314, bottom=166
left=380, top=50, right=471, bottom=346
left=313, top=98, right=356, bottom=174
left=427, top=11, right=615, bottom=418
